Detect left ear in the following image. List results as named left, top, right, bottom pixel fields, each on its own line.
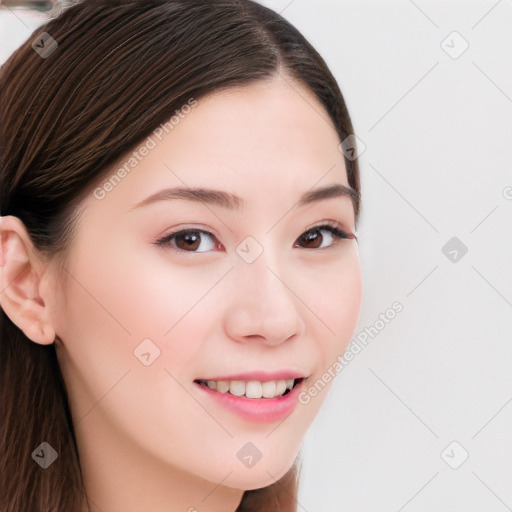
left=0, top=215, right=56, bottom=345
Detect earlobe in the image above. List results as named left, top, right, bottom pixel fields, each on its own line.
left=0, top=215, right=56, bottom=345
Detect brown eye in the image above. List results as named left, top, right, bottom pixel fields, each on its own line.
left=156, top=229, right=219, bottom=253
left=174, top=231, right=201, bottom=251
left=155, top=224, right=354, bottom=254
left=295, top=225, right=351, bottom=250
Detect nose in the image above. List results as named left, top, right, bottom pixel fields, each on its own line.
left=222, top=252, right=306, bottom=347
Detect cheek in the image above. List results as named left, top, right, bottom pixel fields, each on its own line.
left=330, top=255, right=362, bottom=346
left=300, top=246, right=362, bottom=364
left=57, top=240, right=232, bottom=422
left=55, top=245, right=223, bottom=452
left=55, top=241, right=206, bottom=399
left=63, top=234, right=214, bottom=342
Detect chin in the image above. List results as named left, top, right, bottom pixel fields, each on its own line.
left=220, top=450, right=299, bottom=491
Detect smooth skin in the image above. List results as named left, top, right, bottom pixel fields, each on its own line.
left=0, top=72, right=362, bottom=512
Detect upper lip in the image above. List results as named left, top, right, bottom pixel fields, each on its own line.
left=195, top=370, right=308, bottom=382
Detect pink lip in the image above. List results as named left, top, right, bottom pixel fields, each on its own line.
left=194, top=378, right=306, bottom=423
left=197, top=370, right=306, bottom=381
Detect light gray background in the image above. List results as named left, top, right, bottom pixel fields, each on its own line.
left=1, top=1, right=511, bottom=511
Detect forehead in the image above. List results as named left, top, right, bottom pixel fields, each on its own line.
left=82, top=75, right=351, bottom=218
left=184, top=75, right=342, bottom=164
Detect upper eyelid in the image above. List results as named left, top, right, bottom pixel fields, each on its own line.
left=303, top=220, right=354, bottom=237
left=159, top=222, right=346, bottom=238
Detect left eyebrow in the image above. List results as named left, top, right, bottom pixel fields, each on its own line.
left=297, top=183, right=358, bottom=210
left=130, top=183, right=358, bottom=212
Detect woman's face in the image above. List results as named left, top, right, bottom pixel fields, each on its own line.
left=49, top=74, right=362, bottom=493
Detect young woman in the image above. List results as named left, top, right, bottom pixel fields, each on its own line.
left=0, top=1, right=363, bottom=510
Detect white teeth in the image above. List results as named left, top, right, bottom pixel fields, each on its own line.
left=202, top=378, right=297, bottom=398
left=216, top=380, right=229, bottom=393
left=229, top=380, right=245, bottom=396
left=275, top=380, right=287, bottom=396
left=261, top=381, right=276, bottom=398
left=245, top=381, right=262, bottom=399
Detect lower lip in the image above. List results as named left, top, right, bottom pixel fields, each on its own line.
left=194, top=380, right=304, bottom=423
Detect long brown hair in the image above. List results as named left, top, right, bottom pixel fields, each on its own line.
left=0, top=1, right=361, bottom=510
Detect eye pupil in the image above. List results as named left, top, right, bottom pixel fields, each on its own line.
left=177, top=232, right=200, bottom=250
left=302, top=230, right=322, bottom=249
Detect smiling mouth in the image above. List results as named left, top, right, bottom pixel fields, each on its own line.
left=194, top=378, right=304, bottom=399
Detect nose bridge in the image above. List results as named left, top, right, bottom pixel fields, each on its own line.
left=224, top=238, right=305, bottom=344
left=237, top=233, right=291, bottom=300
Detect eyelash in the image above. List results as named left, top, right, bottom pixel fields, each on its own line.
left=154, top=222, right=356, bottom=254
